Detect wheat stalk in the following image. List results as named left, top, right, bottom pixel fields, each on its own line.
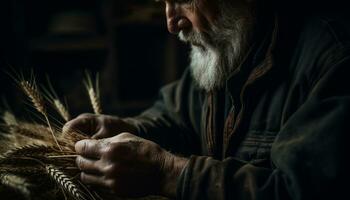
left=2, top=121, right=67, bottom=150
left=48, top=155, right=78, bottom=158
left=0, top=173, right=31, bottom=198
left=1, top=145, right=72, bottom=168
left=20, top=80, right=62, bottom=151
left=84, top=72, right=102, bottom=115
left=4, top=122, right=80, bottom=152
left=3, top=144, right=60, bottom=158
left=0, top=166, right=44, bottom=175
left=7, top=124, right=51, bottom=141
left=46, top=165, right=90, bottom=200
left=4, top=124, right=52, bottom=147
left=61, top=130, right=88, bottom=143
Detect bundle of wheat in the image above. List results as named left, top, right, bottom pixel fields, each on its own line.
left=0, top=71, right=167, bottom=200
left=0, top=72, right=97, bottom=200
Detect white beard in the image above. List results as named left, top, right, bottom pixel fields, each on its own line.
left=178, top=3, right=254, bottom=92
left=188, top=45, right=223, bottom=91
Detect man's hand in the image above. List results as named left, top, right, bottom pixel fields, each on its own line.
left=75, top=133, right=188, bottom=198
left=63, top=113, right=137, bottom=139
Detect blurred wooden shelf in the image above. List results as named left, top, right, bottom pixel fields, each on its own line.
left=29, top=35, right=107, bottom=52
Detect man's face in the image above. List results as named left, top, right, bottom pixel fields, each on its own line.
left=160, top=0, right=256, bottom=91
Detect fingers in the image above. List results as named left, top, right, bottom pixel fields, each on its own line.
left=75, top=139, right=104, bottom=159
left=75, top=134, right=169, bottom=197
left=80, top=172, right=107, bottom=187
left=63, top=113, right=98, bottom=136
left=76, top=156, right=102, bottom=175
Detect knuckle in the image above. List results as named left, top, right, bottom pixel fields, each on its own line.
left=106, top=179, right=118, bottom=190
left=102, top=164, right=116, bottom=177
left=111, top=143, right=128, bottom=154
left=119, top=132, right=132, bottom=138
left=102, top=144, right=127, bottom=160
left=101, top=144, right=114, bottom=158
left=101, top=146, right=111, bottom=158
left=78, top=113, right=94, bottom=119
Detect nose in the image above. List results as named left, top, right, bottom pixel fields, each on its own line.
left=165, top=2, right=191, bottom=34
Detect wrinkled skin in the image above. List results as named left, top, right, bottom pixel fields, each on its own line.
left=74, top=133, right=188, bottom=197
left=63, top=113, right=137, bottom=139
left=63, top=114, right=188, bottom=198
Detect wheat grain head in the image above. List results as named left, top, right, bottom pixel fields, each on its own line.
left=20, top=80, right=46, bottom=116
left=46, top=165, right=90, bottom=200
left=19, top=79, right=62, bottom=151
left=53, top=99, right=70, bottom=122
left=0, top=173, right=31, bottom=198
left=84, top=71, right=102, bottom=115
left=42, top=77, right=71, bottom=122
left=2, top=111, right=18, bottom=126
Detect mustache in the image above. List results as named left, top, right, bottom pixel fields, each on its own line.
left=178, top=30, right=215, bottom=50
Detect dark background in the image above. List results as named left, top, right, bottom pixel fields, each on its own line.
left=0, top=0, right=190, bottom=120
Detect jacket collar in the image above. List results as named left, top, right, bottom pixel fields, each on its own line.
left=225, top=14, right=278, bottom=96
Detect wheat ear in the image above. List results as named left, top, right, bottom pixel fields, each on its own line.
left=0, top=173, right=31, bottom=198
left=20, top=80, right=62, bottom=151
left=20, top=81, right=46, bottom=115
left=2, top=111, right=18, bottom=126
left=84, top=71, right=102, bottom=115
left=88, top=88, right=101, bottom=115
left=53, top=99, right=70, bottom=122
left=7, top=124, right=51, bottom=141
left=43, top=77, right=71, bottom=121
left=46, top=165, right=89, bottom=200
left=4, top=144, right=60, bottom=158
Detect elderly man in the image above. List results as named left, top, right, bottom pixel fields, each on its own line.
left=64, top=0, right=350, bottom=199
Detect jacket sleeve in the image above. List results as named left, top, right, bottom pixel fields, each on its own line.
left=125, top=68, right=201, bottom=155
left=176, top=57, right=350, bottom=199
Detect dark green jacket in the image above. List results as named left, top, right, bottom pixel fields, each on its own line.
left=130, top=13, right=350, bottom=200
